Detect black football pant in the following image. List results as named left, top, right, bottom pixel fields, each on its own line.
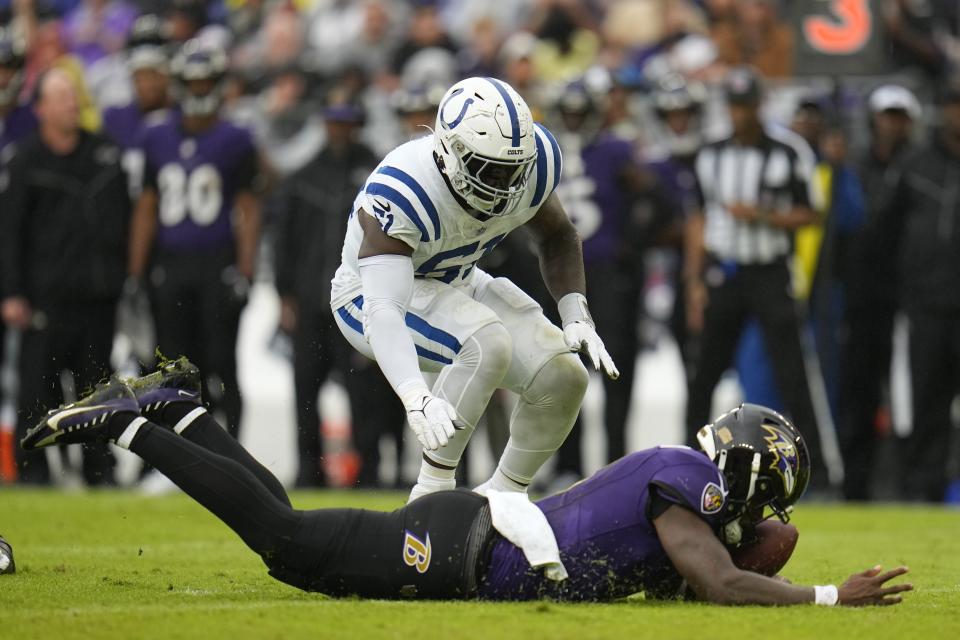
left=903, top=309, right=960, bottom=502
left=150, top=250, right=244, bottom=437
left=685, top=261, right=828, bottom=481
left=123, top=410, right=492, bottom=598
left=15, top=300, right=116, bottom=485
left=838, top=303, right=894, bottom=500
left=557, top=263, right=641, bottom=473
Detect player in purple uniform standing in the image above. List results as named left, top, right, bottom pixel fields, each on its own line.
left=102, top=15, right=173, bottom=197
left=127, top=41, right=261, bottom=438
left=23, top=358, right=910, bottom=606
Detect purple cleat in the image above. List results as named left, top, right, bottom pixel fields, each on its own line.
left=20, top=377, right=138, bottom=450
left=126, top=356, right=202, bottom=420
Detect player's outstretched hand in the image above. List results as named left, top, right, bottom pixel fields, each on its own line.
left=838, top=565, right=912, bottom=606
left=405, top=394, right=461, bottom=451
left=563, top=321, right=619, bottom=380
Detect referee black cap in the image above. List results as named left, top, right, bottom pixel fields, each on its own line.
left=724, top=66, right=763, bottom=105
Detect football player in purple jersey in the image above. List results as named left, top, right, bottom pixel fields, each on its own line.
left=102, top=15, right=173, bottom=197
left=127, top=41, right=261, bottom=438
left=23, top=360, right=910, bottom=606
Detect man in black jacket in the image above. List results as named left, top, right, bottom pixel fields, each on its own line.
left=883, top=84, right=960, bottom=501
left=0, top=69, right=129, bottom=484
left=274, top=101, right=403, bottom=487
left=840, top=85, right=920, bottom=500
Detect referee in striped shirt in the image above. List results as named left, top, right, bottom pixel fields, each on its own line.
left=683, top=67, right=829, bottom=484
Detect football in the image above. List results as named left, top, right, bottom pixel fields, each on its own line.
left=729, top=520, right=799, bottom=577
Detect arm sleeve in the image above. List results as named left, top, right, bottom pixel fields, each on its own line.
left=358, top=252, right=431, bottom=406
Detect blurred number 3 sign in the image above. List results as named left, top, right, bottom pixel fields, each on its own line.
left=792, top=0, right=885, bottom=75
left=803, top=0, right=872, bottom=55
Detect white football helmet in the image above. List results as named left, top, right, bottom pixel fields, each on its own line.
left=434, top=77, right=537, bottom=216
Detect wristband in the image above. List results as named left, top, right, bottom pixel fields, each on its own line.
left=814, top=585, right=839, bottom=606
left=558, top=292, right=594, bottom=328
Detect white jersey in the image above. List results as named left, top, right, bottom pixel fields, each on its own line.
left=330, top=126, right=563, bottom=309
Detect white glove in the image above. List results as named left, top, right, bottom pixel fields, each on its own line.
left=558, top=292, right=619, bottom=380
left=404, top=393, right=460, bottom=451
left=563, top=321, right=620, bottom=380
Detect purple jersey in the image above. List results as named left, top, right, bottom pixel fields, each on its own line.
left=555, top=131, right=636, bottom=266
left=480, top=447, right=728, bottom=601
left=142, top=116, right=257, bottom=252
left=103, top=103, right=152, bottom=150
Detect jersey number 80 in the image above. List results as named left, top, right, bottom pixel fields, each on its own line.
left=158, top=163, right=224, bottom=227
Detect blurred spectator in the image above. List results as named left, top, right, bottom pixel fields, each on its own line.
left=127, top=43, right=261, bottom=440
left=529, top=0, right=599, bottom=84
left=232, top=4, right=304, bottom=75
left=880, top=83, right=960, bottom=501
left=550, top=80, right=673, bottom=479
left=392, top=80, right=443, bottom=141
left=0, top=25, right=35, bottom=165
left=683, top=67, right=835, bottom=488
left=101, top=13, right=171, bottom=195
left=61, top=0, right=137, bottom=67
left=25, top=19, right=101, bottom=131
left=840, top=84, right=921, bottom=501
left=273, top=97, right=403, bottom=487
left=232, top=64, right=324, bottom=177
left=790, top=96, right=827, bottom=154
left=1, top=68, right=129, bottom=484
left=391, top=0, right=455, bottom=78
left=498, top=31, right=546, bottom=121
left=646, top=73, right=706, bottom=370
left=884, top=0, right=960, bottom=81
left=457, top=15, right=500, bottom=78
left=307, top=0, right=391, bottom=77
left=711, top=0, right=793, bottom=77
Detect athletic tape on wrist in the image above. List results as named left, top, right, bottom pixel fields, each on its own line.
left=814, top=585, right=839, bottom=606
left=558, top=292, right=594, bottom=328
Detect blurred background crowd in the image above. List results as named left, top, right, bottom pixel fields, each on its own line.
left=1, top=0, right=959, bottom=503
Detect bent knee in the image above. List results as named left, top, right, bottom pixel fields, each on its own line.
left=527, top=351, right=589, bottom=403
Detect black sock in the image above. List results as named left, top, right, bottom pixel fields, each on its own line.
left=129, top=422, right=301, bottom=556
left=153, top=403, right=291, bottom=507
left=106, top=412, right=141, bottom=442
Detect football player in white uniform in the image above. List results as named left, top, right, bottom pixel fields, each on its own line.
left=330, top=77, right=619, bottom=501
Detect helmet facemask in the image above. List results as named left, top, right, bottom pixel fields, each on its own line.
left=444, top=135, right=536, bottom=216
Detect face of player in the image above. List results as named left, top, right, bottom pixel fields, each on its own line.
left=663, top=108, right=694, bottom=136
left=729, top=101, right=760, bottom=137
left=133, top=67, right=169, bottom=112
left=36, top=72, right=79, bottom=134
left=872, top=109, right=912, bottom=147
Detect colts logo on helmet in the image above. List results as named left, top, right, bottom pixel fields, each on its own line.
left=762, top=424, right=797, bottom=494
left=402, top=531, right=432, bottom=574
left=439, top=87, right=474, bottom=130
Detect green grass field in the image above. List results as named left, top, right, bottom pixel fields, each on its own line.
left=2, top=489, right=958, bottom=640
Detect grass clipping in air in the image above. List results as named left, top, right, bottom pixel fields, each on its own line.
left=3, top=490, right=958, bottom=640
